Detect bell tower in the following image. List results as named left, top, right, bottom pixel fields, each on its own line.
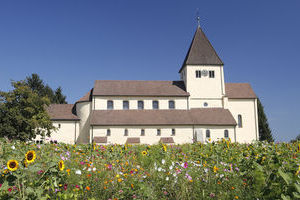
left=179, top=26, right=226, bottom=108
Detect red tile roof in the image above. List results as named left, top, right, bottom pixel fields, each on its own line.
left=47, top=104, right=79, bottom=121
left=90, top=108, right=236, bottom=126
left=225, top=83, right=256, bottom=99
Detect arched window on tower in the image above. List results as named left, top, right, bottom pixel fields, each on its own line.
left=238, top=115, right=243, bottom=128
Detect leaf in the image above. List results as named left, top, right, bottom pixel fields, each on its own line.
left=278, top=168, right=292, bottom=185
left=281, top=194, right=291, bottom=200
left=295, top=183, right=300, bottom=193
left=292, top=192, right=300, bottom=199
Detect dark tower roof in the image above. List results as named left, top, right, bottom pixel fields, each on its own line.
left=179, top=27, right=223, bottom=72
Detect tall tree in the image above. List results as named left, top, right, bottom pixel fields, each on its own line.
left=258, top=98, right=274, bottom=142
left=25, top=73, right=67, bottom=104
left=0, top=81, right=55, bottom=141
left=290, top=134, right=300, bottom=143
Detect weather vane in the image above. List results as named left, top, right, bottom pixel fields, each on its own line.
left=196, top=8, right=200, bottom=27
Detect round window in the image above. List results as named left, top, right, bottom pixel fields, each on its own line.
left=204, top=102, right=208, bottom=107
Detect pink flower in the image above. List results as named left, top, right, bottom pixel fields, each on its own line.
left=8, top=188, right=12, bottom=192
left=184, top=162, right=188, bottom=168
left=64, top=184, right=68, bottom=190
left=75, top=185, right=80, bottom=188
left=119, top=190, right=123, bottom=193
left=37, top=170, right=44, bottom=175
left=210, top=193, right=216, bottom=198
left=0, top=184, right=2, bottom=188
left=132, top=195, right=137, bottom=199
left=163, top=191, right=168, bottom=195
left=80, top=161, right=85, bottom=165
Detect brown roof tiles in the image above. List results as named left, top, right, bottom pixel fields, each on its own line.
left=225, top=83, right=256, bottom=99
left=93, top=80, right=189, bottom=97
left=93, top=137, right=107, bottom=143
left=47, top=104, right=79, bottom=121
left=126, top=137, right=140, bottom=144
left=90, top=108, right=236, bottom=126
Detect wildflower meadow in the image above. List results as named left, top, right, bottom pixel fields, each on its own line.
left=0, top=139, right=299, bottom=199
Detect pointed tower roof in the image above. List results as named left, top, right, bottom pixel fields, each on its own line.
left=179, top=27, right=223, bottom=72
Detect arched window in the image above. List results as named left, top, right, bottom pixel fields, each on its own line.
left=124, top=129, right=128, bottom=136
left=107, top=100, right=114, bottom=110
left=171, top=128, right=176, bottom=136
left=206, top=130, right=210, bottom=138
left=169, top=100, right=175, bottom=109
left=138, top=101, right=144, bottom=110
left=157, top=129, right=161, bottom=136
left=141, top=129, right=145, bottom=136
left=107, top=129, right=111, bottom=136
left=123, top=101, right=129, bottom=110
left=224, top=130, right=229, bottom=138
left=153, top=101, right=159, bottom=109
left=58, top=124, right=61, bottom=128
left=238, top=115, right=243, bottom=128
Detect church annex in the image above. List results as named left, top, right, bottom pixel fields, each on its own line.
left=44, top=26, right=258, bottom=144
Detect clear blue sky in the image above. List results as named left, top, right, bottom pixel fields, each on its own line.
left=0, top=0, right=299, bottom=142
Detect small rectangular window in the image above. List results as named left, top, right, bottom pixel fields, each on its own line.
left=169, top=100, right=175, bottom=109
left=124, top=129, right=128, bottom=136
left=224, top=130, right=229, bottom=138
left=171, top=129, right=175, bottom=136
left=196, top=70, right=201, bottom=78
left=153, top=101, right=159, bottom=109
left=107, top=100, right=114, bottom=110
left=123, top=101, right=129, bottom=110
left=206, top=130, right=210, bottom=138
left=138, top=101, right=144, bottom=110
left=107, top=129, right=111, bottom=136
left=238, top=115, right=243, bottom=128
left=141, top=129, right=145, bottom=136
left=157, top=129, right=161, bottom=136
left=209, top=71, right=215, bottom=78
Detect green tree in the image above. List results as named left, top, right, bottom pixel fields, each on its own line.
left=290, top=134, right=300, bottom=143
left=25, top=73, right=67, bottom=104
left=258, top=98, right=274, bottom=142
left=0, top=80, right=55, bottom=141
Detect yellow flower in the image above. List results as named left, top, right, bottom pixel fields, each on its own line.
left=25, top=150, right=36, bottom=164
left=213, top=166, right=218, bottom=173
left=7, top=160, right=19, bottom=172
left=142, top=151, right=148, bottom=156
left=58, top=160, right=65, bottom=171
left=117, top=178, right=122, bottom=182
left=163, top=145, right=167, bottom=152
left=234, top=196, right=239, bottom=199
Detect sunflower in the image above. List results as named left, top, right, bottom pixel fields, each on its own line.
left=141, top=151, right=148, bottom=156
left=25, top=150, right=36, bottom=164
left=59, top=160, right=65, bottom=171
left=7, top=160, right=19, bottom=172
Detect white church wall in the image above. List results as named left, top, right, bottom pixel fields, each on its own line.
left=193, top=126, right=235, bottom=143
left=185, top=65, right=225, bottom=99
left=91, top=126, right=194, bottom=145
left=189, top=98, right=223, bottom=108
left=93, top=96, right=188, bottom=110
left=76, top=102, right=91, bottom=143
left=36, top=121, right=79, bottom=144
left=227, top=99, right=258, bottom=143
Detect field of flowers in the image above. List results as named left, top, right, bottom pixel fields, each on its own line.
left=0, top=139, right=299, bottom=200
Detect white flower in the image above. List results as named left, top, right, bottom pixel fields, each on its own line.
left=169, top=165, right=173, bottom=170
left=75, top=170, right=81, bottom=175
left=220, top=174, right=224, bottom=178
left=137, top=165, right=140, bottom=169
left=204, top=168, right=209, bottom=173
left=11, top=145, right=15, bottom=150
left=166, top=177, right=169, bottom=181
left=93, top=167, right=96, bottom=171
left=157, top=167, right=162, bottom=172
left=88, top=168, right=91, bottom=172
left=162, top=159, right=166, bottom=165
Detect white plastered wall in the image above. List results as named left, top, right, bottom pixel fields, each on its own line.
left=36, top=121, right=79, bottom=144
left=93, top=96, right=188, bottom=110
left=91, top=126, right=194, bottom=145
left=194, top=126, right=235, bottom=143
left=227, top=99, right=258, bottom=143
left=185, top=65, right=225, bottom=99
left=76, top=102, right=92, bottom=143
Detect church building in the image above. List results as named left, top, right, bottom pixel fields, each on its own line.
left=45, top=25, right=259, bottom=145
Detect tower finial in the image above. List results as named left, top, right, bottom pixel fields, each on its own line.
left=196, top=8, right=200, bottom=28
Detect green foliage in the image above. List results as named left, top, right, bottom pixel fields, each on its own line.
left=258, top=98, right=274, bottom=142
left=291, top=134, right=300, bottom=143
left=0, top=81, right=55, bottom=141
left=25, top=73, right=67, bottom=104
left=0, top=139, right=299, bottom=199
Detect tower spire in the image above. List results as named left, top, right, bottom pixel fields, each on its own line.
left=196, top=8, right=200, bottom=28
